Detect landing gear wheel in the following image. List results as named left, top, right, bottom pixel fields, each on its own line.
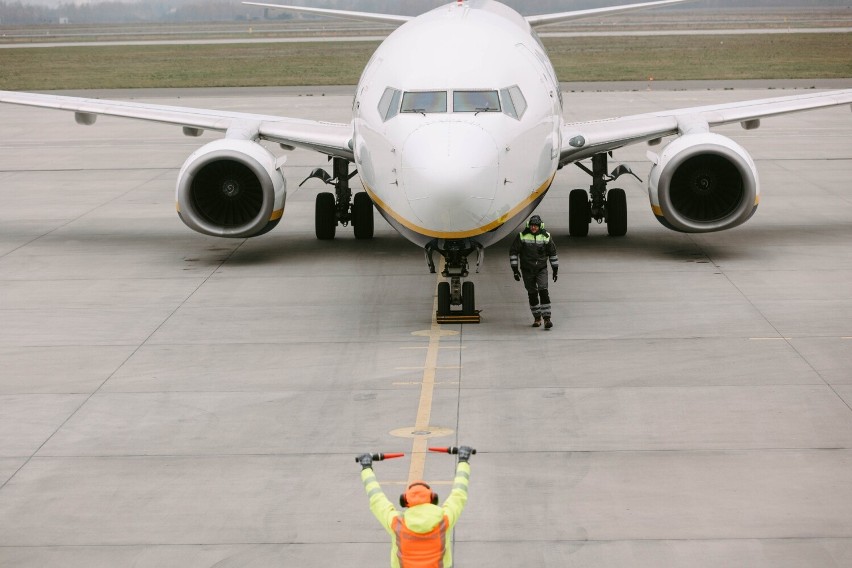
left=352, top=192, right=374, bottom=240
left=569, top=189, right=591, bottom=237
left=315, top=192, right=336, bottom=240
left=462, top=281, right=475, bottom=315
left=606, top=188, right=627, bottom=237
left=437, top=282, right=451, bottom=316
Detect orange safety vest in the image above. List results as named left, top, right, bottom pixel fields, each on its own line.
left=391, top=514, right=449, bottom=568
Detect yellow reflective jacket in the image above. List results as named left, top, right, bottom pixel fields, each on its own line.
left=361, top=462, right=470, bottom=568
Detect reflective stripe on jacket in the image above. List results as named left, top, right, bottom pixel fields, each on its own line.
left=509, top=227, right=558, bottom=272
left=362, top=462, right=470, bottom=568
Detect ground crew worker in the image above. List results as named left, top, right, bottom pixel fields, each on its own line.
left=357, top=446, right=473, bottom=568
left=509, top=214, right=559, bottom=328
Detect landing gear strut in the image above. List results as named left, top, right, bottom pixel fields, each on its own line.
left=425, top=238, right=483, bottom=324
left=300, top=157, right=373, bottom=240
left=569, top=152, right=640, bottom=237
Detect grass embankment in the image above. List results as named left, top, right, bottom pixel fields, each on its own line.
left=547, top=34, right=852, bottom=82
left=0, top=34, right=850, bottom=90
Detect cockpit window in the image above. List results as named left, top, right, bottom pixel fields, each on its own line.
left=502, top=85, right=527, bottom=120
left=378, top=87, right=401, bottom=122
left=401, top=91, right=447, bottom=114
left=453, top=90, right=500, bottom=113
left=499, top=88, right=517, bottom=119
left=392, top=89, right=522, bottom=118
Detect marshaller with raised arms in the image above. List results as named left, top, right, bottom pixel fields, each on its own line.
left=1, top=0, right=851, bottom=319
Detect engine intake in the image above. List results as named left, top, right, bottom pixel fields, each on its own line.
left=176, top=139, right=286, bottom=238
left=648, top=133, right=759, bottom=233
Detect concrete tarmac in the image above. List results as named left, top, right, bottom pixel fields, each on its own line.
left=1, top=86, right=851, bottom=567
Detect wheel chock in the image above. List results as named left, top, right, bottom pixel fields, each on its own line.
left=436, top=311, right=481, bottom=324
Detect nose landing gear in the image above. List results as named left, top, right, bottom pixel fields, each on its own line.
left=425, top=239, right=482, bottom=324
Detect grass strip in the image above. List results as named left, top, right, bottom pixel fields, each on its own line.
left=1, top=33, right=850, bottom=90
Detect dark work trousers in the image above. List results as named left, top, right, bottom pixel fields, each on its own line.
left=521, top=266, right=551, bottom=319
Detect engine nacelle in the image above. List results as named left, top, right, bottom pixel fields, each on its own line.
left=648, top=133, right=759, bottom=233
left=176, top=139, right=286, bottom=238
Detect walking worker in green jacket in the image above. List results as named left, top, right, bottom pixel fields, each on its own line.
left=509, top=214, right=559, bottom=328
left=356, top=446, right=473, bottom=568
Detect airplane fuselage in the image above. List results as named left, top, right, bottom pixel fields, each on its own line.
left=352, top=0, right=562, bottom=248
left=4, top=0, right=849, bottom=318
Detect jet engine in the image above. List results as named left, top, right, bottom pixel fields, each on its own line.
left=647, top=133, right=759, bottom=233
left=176, top=139, right=287, bottom=238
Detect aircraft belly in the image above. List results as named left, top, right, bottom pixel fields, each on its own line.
left=363, top=172, right=552, bottom=250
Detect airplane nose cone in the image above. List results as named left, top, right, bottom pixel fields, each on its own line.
left=400, top=121, right=499, bottom=231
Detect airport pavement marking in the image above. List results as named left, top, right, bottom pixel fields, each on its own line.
left=392, top=381, right=460, bottom=386
left=399, top=346, right=465, bottom=349
left=751, top=337, right=852, bottom=340
left=395, top=366, right=462, bottom=370
left=390, top=258, right=459, bottom=484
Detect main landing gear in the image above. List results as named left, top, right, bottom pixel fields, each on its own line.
left=301, top=157, right=373, bottom=240
left=425, top=239, right=483, bottom=324
left=569, top=152, right=641, bottom=237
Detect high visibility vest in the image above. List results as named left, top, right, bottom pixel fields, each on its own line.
left=391, top=514, right=449, bottom=568
left=519, top=230, right=551, bottom=244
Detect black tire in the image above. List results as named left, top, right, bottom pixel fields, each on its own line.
left=315, top=192, right=336, bottom=240
left=606, top=188, right=628, bottom=237
left=437, top=282, right=451, bottom=316
left=462, top=281, right=475, bottom=315
left=352, top=192, right=374, bottom=240
left=569, top=189, right=590, bottom=237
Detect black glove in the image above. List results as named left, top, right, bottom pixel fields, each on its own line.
left=357, top=453, right=373, bottom=470
left=513, top=269, right=521, bottom=282
left=552, top=268, right=558, bottom=282
left=457, top=446, right=473, bottom=463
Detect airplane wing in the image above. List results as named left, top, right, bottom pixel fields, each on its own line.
left=0, top=90, right=354, bottom=160
left=245, top=0, right=686, bottom=28
left=526, top=0, right=692, bottom=28
left=241, top=2, right=411, bottom=25
left=245, top=0, right=689, bottom=28
left=559, top=89, right=852, bottom=165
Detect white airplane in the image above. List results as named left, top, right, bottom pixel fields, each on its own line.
left=1, top=0, right=851, bottom=321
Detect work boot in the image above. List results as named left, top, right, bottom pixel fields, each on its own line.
left=532, top=317, right=542, bottom=328
left=544, top=317, right=553, bottom=330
